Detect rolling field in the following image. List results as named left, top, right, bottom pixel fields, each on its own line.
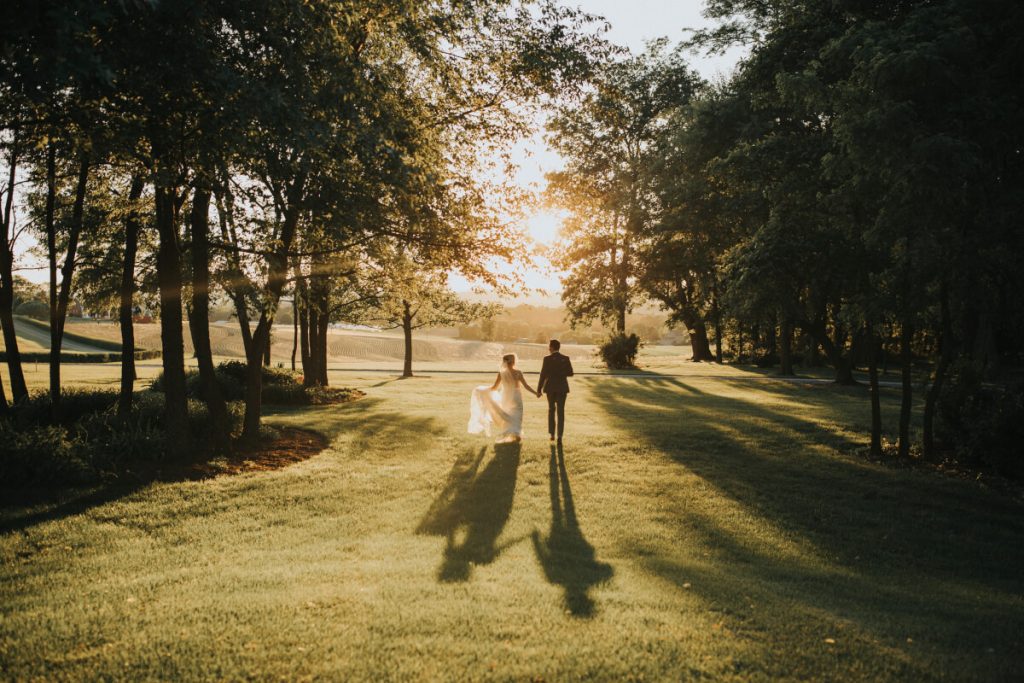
left=7, top=319, right=595, bottom=367
left=2, top=350, right=1022, bottom=681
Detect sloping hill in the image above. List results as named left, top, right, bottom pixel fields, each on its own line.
left=1, top=317, right=123, bottom=354
left=55, top=320, right=589, bottom=364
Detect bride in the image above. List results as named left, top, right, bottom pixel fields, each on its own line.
left=468, top=354, right=539, bottom=442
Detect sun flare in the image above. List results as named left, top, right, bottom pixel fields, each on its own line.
left=525, top=209, right=566, bottom=246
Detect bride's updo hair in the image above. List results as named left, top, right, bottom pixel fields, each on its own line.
left=501, top=353, right=516, bottom=369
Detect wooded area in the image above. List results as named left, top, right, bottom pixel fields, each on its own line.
left=547, top=0, right=1024, bottom=471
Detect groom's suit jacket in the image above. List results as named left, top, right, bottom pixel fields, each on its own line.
left=538, top=352, right=574, bottom=395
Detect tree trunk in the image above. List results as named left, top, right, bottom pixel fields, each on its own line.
left=617, top=232, right=630, bottom=335
left=187, top=187, right=231, bottom=452
left=0, top=134, right=27, bottom=402
left=898, top=317, right=913, bottom=459
left=805, top=318, right=855, bottom=384
left=240, top=175, right=305, bottom=442
left=117, top=175, right=145, bottom=417
left=867, top=324, right=882, bottom=457
left=154, top=184, right=190, bottom=455
left=50, top=154, right=90, bottom=413
left=298, top=281, right=311, bottom=385
left=263, top=329, right=271, bottom=367
left=779, top=316, right=795, bottom=376
left=679, top=308, right=713, bottom=362
left=689, top=320, right=713, bottom=362
left=711, top=291, right=723, bottom=363
left=315, top=302, right=328, bottom=386
left=402, top=300, right=414, bottom=378
left=302, top=276, right=328, bottom=387
left=291, top=292, right=298, bottom=372
left=241, top=317, right=265, bottom=444
left=923, top=283, right=953, bottom=460
left=44, top=144, right=58, bottom=406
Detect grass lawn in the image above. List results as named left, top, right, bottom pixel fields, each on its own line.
left=2, top=359, right=1022, bottom=680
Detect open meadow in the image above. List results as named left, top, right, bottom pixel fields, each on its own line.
left=2, top=348, right=1022, bottom=681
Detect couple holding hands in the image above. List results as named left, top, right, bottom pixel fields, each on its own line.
left=467, top=339, right=574, bottom=444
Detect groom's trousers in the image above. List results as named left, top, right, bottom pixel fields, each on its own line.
left=546, top=391, right=567, bottom=439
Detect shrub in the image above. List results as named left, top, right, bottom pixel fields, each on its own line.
left=7, top=388, right=119, bottom=427
left=150, top=367, right=245, bottom=401
left=0, top=422, right=93, bottom=486
left=215, top=360, right=300, bottom=387
left=0, top=389, right=246, bottom=487
left=597, top=333, right=642, bottom=370
left=153, top=361, right=311, bottom=404
left=260, top=383, right=308, bottom=405
left=937, top=360, right=1024, bottom=477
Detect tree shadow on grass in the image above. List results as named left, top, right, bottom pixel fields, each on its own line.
left=532, top=442, right=614, bottom=618
left=416, top=442, right=522, bottom=582
left=587, top=374, right=1024, bottom=676
left=264, top=396, right=443, bottom=444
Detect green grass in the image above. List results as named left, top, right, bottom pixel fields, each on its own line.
left=1, top=362, right=1022, bottom=681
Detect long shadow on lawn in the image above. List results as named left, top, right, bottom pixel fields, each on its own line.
left=589, top=374, right=1024, bottom=672
left=532, top=442, right=614, bottom=618
left=417, top=442, right=522, bottom=582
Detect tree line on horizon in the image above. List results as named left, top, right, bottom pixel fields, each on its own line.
left=547, top=0, right=1023, bottom=468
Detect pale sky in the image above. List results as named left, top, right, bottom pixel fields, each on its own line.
left=452, top=0, right=746, bottom=302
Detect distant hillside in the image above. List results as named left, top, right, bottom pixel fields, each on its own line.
left=450, top=303, right=688, bottom=345
left=53, top=320, right=594, bottom=363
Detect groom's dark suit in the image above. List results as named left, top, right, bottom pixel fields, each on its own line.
left=538, top=351, right=574, bottom=440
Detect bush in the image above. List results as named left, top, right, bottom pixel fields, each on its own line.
left=215, top=360, right=301, bottom=386
left=153, top=361, right=310, bottom=404
left=150, top=367, right=245, bottom=401
left=937, top=360, right=1024, bottom=477
left=7, top=388, right=119, bottom=427
left=596, top=333, right=642, bottom=370
left=0, top=422, right=93, bottom=486
left=0, top=389, right=246, bottom=487
left=260, top=383, right=308, bottom=405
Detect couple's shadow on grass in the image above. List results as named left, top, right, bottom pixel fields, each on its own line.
left=416, top=441, right=612, bottom=618
left=532, top=443, right=614, bottom=617
left=415, top=442, right=522, bottom=582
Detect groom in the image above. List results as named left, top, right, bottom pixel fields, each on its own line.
left=537, top=339, right=574, bottom=442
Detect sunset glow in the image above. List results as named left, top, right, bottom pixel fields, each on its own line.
left=524, top=209, right=565, bottom=246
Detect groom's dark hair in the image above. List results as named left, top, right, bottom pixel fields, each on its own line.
left=549, top=339, right=561, bottom=351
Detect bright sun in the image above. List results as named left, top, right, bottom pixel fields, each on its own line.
left=525, top=209, right=565, bottom=246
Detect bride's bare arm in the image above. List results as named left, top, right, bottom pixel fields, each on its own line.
left=517, top=371, right=539, bottom=396
left=490, top=373, right=501, bottom=390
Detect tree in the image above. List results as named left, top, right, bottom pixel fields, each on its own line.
left=547, top=42, right=701, bottom=338
left=364, top=254, right=497, bottom=377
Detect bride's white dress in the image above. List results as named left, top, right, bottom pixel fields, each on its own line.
left=468, top=368, right=523, bottom=442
